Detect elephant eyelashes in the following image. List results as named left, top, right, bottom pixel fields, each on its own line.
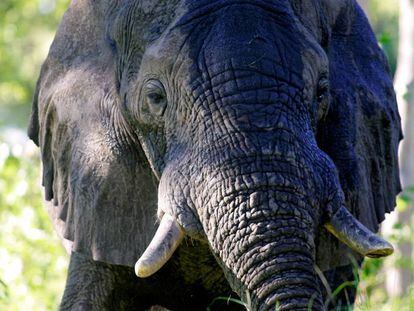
left=143, top=79, right=167, bottom=116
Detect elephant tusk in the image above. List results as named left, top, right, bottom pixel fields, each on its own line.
left=324, top=206, right=394, bottom=258
left=135, top=213, right=184, bottom=278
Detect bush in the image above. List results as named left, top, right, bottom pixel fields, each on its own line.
left=0, top=134, right=68, bottom=311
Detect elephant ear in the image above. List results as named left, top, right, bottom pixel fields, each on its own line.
left=27, top=1, right=160, bottom=267
left=315, top=1, right=402, bottom=270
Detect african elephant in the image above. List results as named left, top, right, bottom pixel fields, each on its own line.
left=28, top=0, right=402, bottom=310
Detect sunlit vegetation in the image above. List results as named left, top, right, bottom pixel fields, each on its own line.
left=0, top=0, right=70, bottom=127
left=0, top=134, right=68, bottom=310
left=356, top=199, right=414, bottom=310
left=369, top=0, right=399, bottom=74
left=0, top=1, right=70, bottom=309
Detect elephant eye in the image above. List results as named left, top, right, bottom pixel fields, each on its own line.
left=317, top=77, right=329, bottom=103
left=316, top=76, right=330, bottom=120
left=143, top=79, right=167, bottom=116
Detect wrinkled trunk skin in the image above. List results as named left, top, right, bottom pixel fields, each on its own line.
left=205, top=181, right=323, bottom=310
left=187, top=141, right=327, bottom=310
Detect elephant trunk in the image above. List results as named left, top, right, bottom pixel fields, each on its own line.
left=134, top=137, right=393, bottom=310
left=242, top=243, right=323, bottom=310
left=205, top=187, right=324, bottom=310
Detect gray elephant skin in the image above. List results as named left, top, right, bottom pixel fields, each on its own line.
left=28, top=0, right=402, bottom=310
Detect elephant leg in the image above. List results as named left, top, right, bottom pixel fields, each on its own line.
left=60, top=251, right=153, bottom=311
left=322, top=261, right=362, bottom=311
left=60, top=247, right=242, bottom=311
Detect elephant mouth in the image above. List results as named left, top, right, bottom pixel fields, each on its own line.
left=135, top=200, right=393, bottom=279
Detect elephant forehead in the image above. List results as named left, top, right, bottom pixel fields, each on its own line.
left=175, top=0, right=294, bottom=27
left=198, top=14, right=304, bottom=72
left=145, top=0, right=307, bottom=70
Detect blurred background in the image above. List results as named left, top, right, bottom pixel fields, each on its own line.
left=0, top=0, right=412, bottom=310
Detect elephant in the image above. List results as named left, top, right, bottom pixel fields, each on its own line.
left=28, top=0, right=402, bottom=310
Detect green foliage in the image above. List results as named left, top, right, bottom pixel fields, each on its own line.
left=356, top=195, right=414, bottom=310
left=0, top=136, right=68, bottom=310
left=369, top=0, right=400, bottom=75
left=0, top=0, right=70, bottom=127
left=0, top=1, right=70, bottom=308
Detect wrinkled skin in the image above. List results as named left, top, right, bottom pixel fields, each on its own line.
left=29, top=0, right=401, bottom=310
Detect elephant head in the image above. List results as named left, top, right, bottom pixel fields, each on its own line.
left=29, top=0, right=401, bottom=309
